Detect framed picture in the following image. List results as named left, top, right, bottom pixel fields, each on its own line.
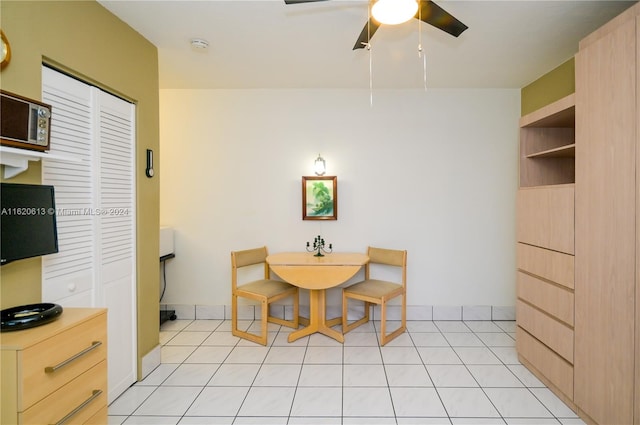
left=302, top=176, right=337, bottom=220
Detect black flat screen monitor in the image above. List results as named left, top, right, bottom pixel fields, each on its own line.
left=1, top=183, right=59, bottom=265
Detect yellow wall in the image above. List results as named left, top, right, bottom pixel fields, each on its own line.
left=0, top=0, right=160, bottom=378
left=521, top=58, right=575, bottom=115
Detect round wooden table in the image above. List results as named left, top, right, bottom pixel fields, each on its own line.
left=266, top=252, right=369, bottom=343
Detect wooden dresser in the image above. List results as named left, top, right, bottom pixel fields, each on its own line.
left=0, top=308, right=108, bottom=425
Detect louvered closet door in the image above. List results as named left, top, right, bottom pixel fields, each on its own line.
left=41, top=67, right=95, bottom=306
left=96, top=89, right=137, bottom=402
left=42, top=66, right=137, bottom=403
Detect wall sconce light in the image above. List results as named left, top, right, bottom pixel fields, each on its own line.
left=314, top=154, right=326, bottom=176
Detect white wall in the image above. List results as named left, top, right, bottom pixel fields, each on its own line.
left=159, top=88, right=520, bottom=318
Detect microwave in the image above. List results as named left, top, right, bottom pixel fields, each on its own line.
left=0, top=90, right=52, bottom=151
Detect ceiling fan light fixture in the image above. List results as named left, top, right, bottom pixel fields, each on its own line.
left=371, top=0, right=418, bottom=25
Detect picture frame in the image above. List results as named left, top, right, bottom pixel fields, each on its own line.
left=302, top=176, right=337, bottom=220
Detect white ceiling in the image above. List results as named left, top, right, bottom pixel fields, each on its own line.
left=98, top=0, right=636, bottom=89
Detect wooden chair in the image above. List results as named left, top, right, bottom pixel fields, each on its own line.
left=342, top=246, right=407, bottom=346
left=231, top=246, right=299, bottom=345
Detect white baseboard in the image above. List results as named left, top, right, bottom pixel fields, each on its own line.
left=161, top=303, right=515, bottom=321
left=140, top=344, right=161, bottom=380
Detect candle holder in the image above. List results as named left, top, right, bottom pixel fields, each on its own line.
left=306, top=235, right=333, bottom=257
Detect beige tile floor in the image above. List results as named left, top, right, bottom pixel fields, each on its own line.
left=108, top=319, right=585, bottom=425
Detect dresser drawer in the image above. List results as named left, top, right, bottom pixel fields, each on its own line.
left=517, top=185, right=575, bottom=255
left=517, top=243, right=574, bottom=289
left=20, top=360, right=107, bottom=425
left=19, top=312, right=107, bottom=409
left=516, top=326, right=573, bottom=399
left=517, top=272, right=574, bottom=326
left=517, top=300, right=574, bottom=363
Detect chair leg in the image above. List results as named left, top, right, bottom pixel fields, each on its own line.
left=231, top=294, right=239, bottom=335
left=232, top=295, right=269, bottom=346
left=380, top=299, right=387, bottom=344
left=401, top=290, right=407, bottom=332
left=342, top=295, right=372, bottom=334
left=259, top=299, right=268, bottom=346
left=379, top=296, right=407, bottom=346
left=267, top=294, right=300, bottom=329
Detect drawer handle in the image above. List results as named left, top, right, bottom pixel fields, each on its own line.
left=44, top=341, right=102, bottom=373
left=51, top=389, right=102, bottom=425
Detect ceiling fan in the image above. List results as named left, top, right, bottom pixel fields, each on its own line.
left=284, top=0, right=468, bottom=50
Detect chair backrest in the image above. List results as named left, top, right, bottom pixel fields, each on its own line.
left=231, top=246, right=270, bottom=290
left=366, top=246, right=407, bottom=288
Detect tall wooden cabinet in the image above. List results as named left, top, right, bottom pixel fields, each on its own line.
left=516, top=3, right=640, bottom=425
left=574, top=3, right=639, bottom=425
left=516, top=94, right=577, bottom=406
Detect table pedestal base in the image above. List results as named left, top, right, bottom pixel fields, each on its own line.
left=288, top=289, right=344, bottom=343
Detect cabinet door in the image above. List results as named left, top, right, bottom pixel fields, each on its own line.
left=517, top=185, right=574, bottom=255
left=575, top=15, right=637, bottom=425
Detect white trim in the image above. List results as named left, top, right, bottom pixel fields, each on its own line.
left=140, top=344, right=161, bottom=380
left=162, top=304, right=516, bottom=322
left=0, top=146, right=82, bottom=178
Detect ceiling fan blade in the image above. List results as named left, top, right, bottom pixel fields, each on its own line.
left=417, top=0, right=468, bottom=37
left=353, top=18, right=381, bottom=50
left=284, top=0, right=330, bottom=4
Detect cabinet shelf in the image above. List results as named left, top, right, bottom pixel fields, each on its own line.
left=526, top=144, right=575, bottom=159
left=520, top=94, right=575, bottom=128
left=0, top=146, right=82, bottom=178
left=520, top=93, right=576, bottom=187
